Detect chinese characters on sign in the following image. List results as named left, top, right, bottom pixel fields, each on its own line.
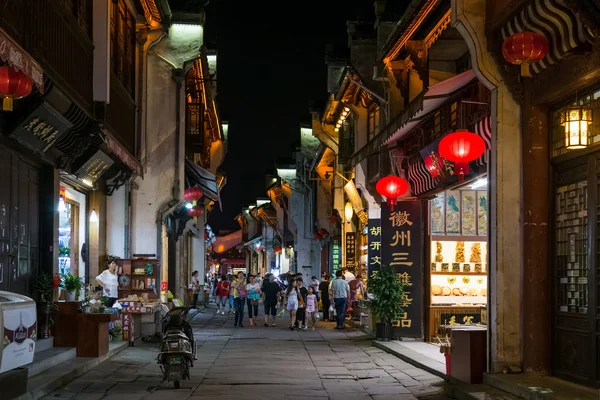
left=75, top=150, right=115, bottom=183
left=381, top=201, right=423, bottom=338
left=11, top=102, right=72, bottom=155
left=330, top=236, right=341, bottom=274
left=345, top=232, right=356, bottom=269
left=367, top=219, right=381, bottom=277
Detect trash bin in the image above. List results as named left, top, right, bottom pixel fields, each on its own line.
left=0, top=291, right=37, bottom=373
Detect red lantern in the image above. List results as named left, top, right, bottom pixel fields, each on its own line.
left=376, top=175, right=409, bottom=211
left=314, top=232, right=323, bottom=240
left=318, top=228, right=328, bottom=237
left=187, top=206, right=204, bottom=217
left=274, top=246, right=282, bottom=253
left=184, top=187, right=203, bottom=202
left=502, top=31, right=549, bottom=77
left=328, top=215, right=338, bottom=224
left=0, top=66, right=33, bottom=111
left=438, top=130, right=485, bottom=182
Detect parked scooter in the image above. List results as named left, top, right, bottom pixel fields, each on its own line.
left=157, top=307, right=196, bottom=388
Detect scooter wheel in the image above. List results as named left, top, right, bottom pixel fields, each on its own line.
left=174, top=380, right=180, bottom=389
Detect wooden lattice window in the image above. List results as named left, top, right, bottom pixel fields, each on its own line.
left=110, top=0, right=135, bottom=95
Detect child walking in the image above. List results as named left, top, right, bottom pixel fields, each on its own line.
left=306, top=286, right=318, bottom=330
left=284, top=279, right=299, bottom=331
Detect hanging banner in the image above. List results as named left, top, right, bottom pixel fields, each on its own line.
left=330, top=235, right=341, bottom=274
left=367, top=218, right=381, bottom=277
left=381, top=200, right=423, bottom=338
left=345, top=232, right=356, bottom=270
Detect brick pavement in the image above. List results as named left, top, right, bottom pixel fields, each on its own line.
left=41, top=305, right=445, bottom=400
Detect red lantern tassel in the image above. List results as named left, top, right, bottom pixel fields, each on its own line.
left=454, top=162, right=469, bottom=182
left=3, top=97, right=12, bottom=111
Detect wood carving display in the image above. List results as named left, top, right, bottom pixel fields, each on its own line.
left=470, top=243, right=481, bottom=262
left=435, top=241, right=443, bottom=262
left=455, top=241, right=465, bottom=262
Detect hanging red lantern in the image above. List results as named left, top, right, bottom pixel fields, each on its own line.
left=314, top=232, right=323, bottom=240
left=184, top=187, right=203, bottom=202
left=274, top=246, right=282, bottom=253
left=438, top=130, right=485, bottom=182
left=318, top=228, right=329, bottom=237
left=187, top=206, right=204, bottom=217
left=502, top=31, right=549, bottom=77
left=328, top=215, right=338, bottom=224
left=376, top=175, right=409, bottom=211
left=0, top=66, right=33, bottom=111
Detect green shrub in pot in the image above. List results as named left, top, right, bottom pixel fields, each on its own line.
left=60, top=273, right=84, bottom=301
left=367, top=265, right=406, bottom=341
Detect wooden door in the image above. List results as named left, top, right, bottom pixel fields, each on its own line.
left=0, top=146, right=40, bottom=296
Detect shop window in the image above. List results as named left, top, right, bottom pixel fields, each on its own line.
left=110, top=0, right=136, bottom=95
left=58, top=194, right=83, bottom=276
left=552, top=89, right=600, bottom=158
left=368, top=106, right=380, bottom=141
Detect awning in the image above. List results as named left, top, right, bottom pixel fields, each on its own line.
left=243, top=233, right=262, bottom=247
left=185, top=159, right=219, bottom=201
left=213, top=230, right=243, bottom=253
left=351, top=70, right=477, bottom=166
left=104, top=130, right=143, bottom=176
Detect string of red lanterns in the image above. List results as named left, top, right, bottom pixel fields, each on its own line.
left=0, top=65, right=33, bottom=111
left=184, top=187, right=203, bottom=202
left=502, top=31, right=549, bottom=77
left=187, top=206, right=204, bottom=218
left=375, top=175, right=409, bottom=211
left=438, top=130, right=486, bottom=182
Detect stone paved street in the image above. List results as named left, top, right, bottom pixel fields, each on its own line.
left=42, top=306, right=445, bottom=400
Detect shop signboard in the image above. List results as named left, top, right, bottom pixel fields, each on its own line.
left=367, top=218, right=381, bottom=277
left=345, top=232, right=356, bottom=269
left=381, top=201, right=423, bottom=338
left=10, top=102, right=73, bottom=156
left=330, top=235, right=341, bottom=274
left=75, top=149, right=114, bottom=183
left=121, top=313, right=134, bottom=342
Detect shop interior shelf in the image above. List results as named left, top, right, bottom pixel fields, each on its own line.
left=431, top=271, right=487, bottom=276
left=130, top=273, right=154, bottom=276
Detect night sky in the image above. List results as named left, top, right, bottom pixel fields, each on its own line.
left=203, top=0, right=372, bottom=232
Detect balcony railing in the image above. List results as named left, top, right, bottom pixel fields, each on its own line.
left=0, top=0, right=94, bottom=114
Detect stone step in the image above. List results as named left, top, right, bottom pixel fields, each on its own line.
left=484, top=373, right=599, bottom=400
left=12, top=341, right=128, bottom=400
left=34, top=338, right=54, bottom=354
left=446, top=382, right=520, bottom=400
left=26, top=347, right=76, bottom=378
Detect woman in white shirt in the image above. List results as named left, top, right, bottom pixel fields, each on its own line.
left=96, top=258, right=119, bottom=307
left=246, top=274, right=261, bottom=327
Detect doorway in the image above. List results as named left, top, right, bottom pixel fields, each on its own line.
left=0, top=145, right=40, bottom=296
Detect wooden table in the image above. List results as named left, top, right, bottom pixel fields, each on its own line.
left=76, top=313, right=119, bottom=357
left=54, top=301, right=81, bottom=347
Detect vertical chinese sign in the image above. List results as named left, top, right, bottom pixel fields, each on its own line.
left=330, top=236, right=341, bottom=274
left=367, top=218, right=381, bottom=277
left=345, top=232, right=356, bottom=270
left=381, top=201, right=423, bottom=338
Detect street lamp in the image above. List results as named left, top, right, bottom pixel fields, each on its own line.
left=345, top=202, right=353, bottom=224
left=90, top=209, right=99, bottom=223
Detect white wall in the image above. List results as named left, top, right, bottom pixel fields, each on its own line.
left=64, top=187, right=86, bottom=278
left=106, top=185, right=126, bottom=258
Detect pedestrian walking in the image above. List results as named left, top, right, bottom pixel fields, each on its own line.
left=247, top=274, right=261, bottom=327
left=216, top=274, right=230, bottom=315
left=295, top=278, right=308, bottom=330
left=228, top=275, right=235, bottom=314
left=348, top=274, right=365, bottom=321
left=306, top=286, right=318, bottom=330
left=330, top=269, right=350, bottom=329
left=319, top=275, right=331, bottom=320
left=232, top=272, right=247, bottom=327
left=284, top=279, right=300, bottom=330
left=262, top=273, right=281, bottom=327
left=310, top=276, right=320, bottom=301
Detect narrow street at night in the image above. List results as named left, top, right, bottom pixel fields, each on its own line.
left=41, top=306, right=444, bottom=400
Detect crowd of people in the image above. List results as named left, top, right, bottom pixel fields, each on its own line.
left=204, top=267, right=366, bottom=331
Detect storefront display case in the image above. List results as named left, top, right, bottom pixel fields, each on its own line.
left=427, top=186, right=489, bottom=341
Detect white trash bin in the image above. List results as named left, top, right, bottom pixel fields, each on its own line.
left=0, top=291, right=37, bottom=373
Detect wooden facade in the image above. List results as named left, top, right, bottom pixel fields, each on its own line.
left=487, top=0, right=600, bottom=387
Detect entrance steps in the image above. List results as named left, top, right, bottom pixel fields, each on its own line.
left=9, top=340, right=128, bottom=400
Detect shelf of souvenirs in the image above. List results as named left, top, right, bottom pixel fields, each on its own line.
left=430, top=262, right=487, bottom=274
left=430, top=273, right=487, bottom=305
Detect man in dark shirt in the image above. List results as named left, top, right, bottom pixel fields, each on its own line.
left=262, top=273, right=282, bottom=327
left=295, top=278, right=309, bottom=330
left=319, top=275, right=332, bottom=321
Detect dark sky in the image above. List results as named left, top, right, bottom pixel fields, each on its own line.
left=203, top=0, right=372, bottom=232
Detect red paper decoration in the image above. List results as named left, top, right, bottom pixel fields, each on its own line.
left=375, top=175, right=409, bottom=211
left=438, top=130, right=485, bottom=181
left=187, top=206, right=204, bottom=217
left=0, top=66, right=32, bottom=111
left=184, top=187, right=203, bottom=202
left=502, top=31, right=549, bottom=77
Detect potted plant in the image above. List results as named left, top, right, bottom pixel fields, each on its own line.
left=60, top=273, right=83, bottom=301
left=34, top=272, right=57, bottom=339
left=367, top=265, right=406, bottom=341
